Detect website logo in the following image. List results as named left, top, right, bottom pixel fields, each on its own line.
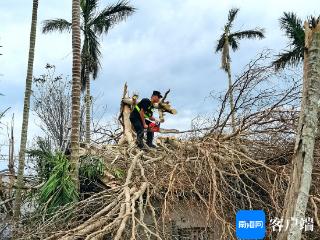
left=236, top=210, right=266, bottom=239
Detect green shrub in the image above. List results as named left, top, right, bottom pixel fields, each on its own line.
left=112, top=167, right=125, bottom=179
left=37, top=152, right=78, bottom=214
left=28, top=137, right=55, bottom=180
left=79, top=155, right=105, bottom=181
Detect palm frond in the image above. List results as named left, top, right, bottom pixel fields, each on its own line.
left=215, top=33, right=238, bottom=71
left=28, top=138, right=54, bottom=180
left=42, top=19, right=72, bottom=33
left=81, top=0, right=99, bottom=23
left=272, top=47, right=303, bottom=70
left=81, top=59, right=99, bottom=91
left=279, top=12, right=304, bottom=47
left=90, top=0, right=135, bottom=35
left=37, top=152, right=78, bottom=214
left=215, top=33, right=226, bottom=53
left=228, top=37, right=239, bottom=51
left=272, top=12, right=305, bottom=71
left=81, top=29, right=101, bottom=87
left=231, top=29, right=265, bottom=40
left=226, top=8, right=239, bottom=30
left=216, top=34, right=239, bottom=53
left=81, top=63, right=88, bottom=92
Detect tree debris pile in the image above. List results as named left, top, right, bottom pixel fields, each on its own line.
left=17, top=132, right=313, bottom=240
left=13, top=51, right=320, bottom=239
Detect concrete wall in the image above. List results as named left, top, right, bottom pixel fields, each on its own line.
left=141, top=199, right=222, bottom=239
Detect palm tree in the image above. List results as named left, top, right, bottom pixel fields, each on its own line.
left=70, top=0, right=82, bottom=190
left=215, top=8, right=265, bottom=132
left=42, top=0, right=135, bottom=145
left=272, top=12, right=305, bottom=70
left=13, top=0, right=39, bottom=219
left=275, top=16, right=320, bottom=240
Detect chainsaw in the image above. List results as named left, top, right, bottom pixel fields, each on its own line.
left=146, top=119, right=179, bottom=133
left=147, top=120, right=161, bottom=132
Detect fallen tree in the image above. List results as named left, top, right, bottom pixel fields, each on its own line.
left=11, top=51, right=320, bottom=240
left=16, top=135, right=292, bottom=239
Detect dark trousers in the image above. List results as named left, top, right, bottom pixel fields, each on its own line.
left=130, top=114, right=154, bottom=147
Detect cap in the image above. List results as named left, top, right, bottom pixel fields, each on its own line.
left=152, top=90, right=163, bottom=98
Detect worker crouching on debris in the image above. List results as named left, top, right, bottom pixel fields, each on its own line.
left=130, top=90, right=162, bottom=149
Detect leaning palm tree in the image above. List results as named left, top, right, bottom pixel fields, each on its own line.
left=14, top=0, right=39, bottom=219
left=42, top=0, right=135, bottom=144
left=272, top=12, right=305, bottom=70
left=215, top=8, right=265, bottom=132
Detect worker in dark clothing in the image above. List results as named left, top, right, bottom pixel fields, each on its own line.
left=130, top=91, right=162, bottom=148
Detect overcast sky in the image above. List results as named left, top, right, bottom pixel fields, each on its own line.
left=0, top=0, right=319, bottom=153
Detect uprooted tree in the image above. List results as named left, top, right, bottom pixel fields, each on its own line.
left=10, top=50, right=320, bottom=240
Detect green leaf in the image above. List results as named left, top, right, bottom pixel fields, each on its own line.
left=37, top=152, right=78, bottom=215
left=113, top=168, right=125, bottom=179
left=42, top=19, right=72, bottom=33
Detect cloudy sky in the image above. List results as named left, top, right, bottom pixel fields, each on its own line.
left=0, top=0, right=318, bottom=153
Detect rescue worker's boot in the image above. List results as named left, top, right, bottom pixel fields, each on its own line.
left=147, top=143, right=157, bottom=148
left=146, top=131, right=156, bottom=148
left=137, top=132, right=145, bottom=149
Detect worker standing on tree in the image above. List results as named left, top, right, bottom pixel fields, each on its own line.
left=130, top=90, right=162, bottom=149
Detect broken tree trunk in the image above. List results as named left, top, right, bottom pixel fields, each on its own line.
left=118, top=83, right=135, bottom=145
left=277, top=22, right=320, bottom=240
left=8, top=114, right=15, bottom=199
left=154, top=89, right=177, bottom=123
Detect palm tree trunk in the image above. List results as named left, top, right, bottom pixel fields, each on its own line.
left=222, top=34, right=236, bottom=132
left=277, top=22, right=320, bottom=240
left=13, top=0, right=38, bottom=219
left=70, top=0, right=82, bottom=189
left=85, top=66, right=91, bottom=145
left=226, top=59, right=236, bottom=132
